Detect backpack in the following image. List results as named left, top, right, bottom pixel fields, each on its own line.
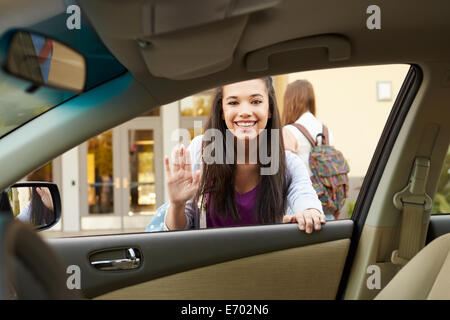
left=291, top=123, right=350, bottom=220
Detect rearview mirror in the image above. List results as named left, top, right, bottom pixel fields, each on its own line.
left=4, top=31, right=86, bottom=92
left=3, top=182, right=61, bottom=231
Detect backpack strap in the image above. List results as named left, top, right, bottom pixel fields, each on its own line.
left=321, top=125, right=330, bottom=145
left=314, top=124, right=330, bottom=146
left=291, top=123, right=316, bottom=147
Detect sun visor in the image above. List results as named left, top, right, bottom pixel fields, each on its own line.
left=79, top=0, right=282, bottom=80
left=137, top=15, right=247, bottom=80
left=136, top=0, right=282, bottom=80
left=145, top=0, right=281, bottom=36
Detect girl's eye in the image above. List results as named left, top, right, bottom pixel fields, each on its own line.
left=251, top=99, right=263, bottom=105
left=228, top=101, right=239, bottom=106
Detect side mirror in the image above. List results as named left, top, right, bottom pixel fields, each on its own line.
left=3, top=30, right=86, bottom=92
left=2, top=182, right=61, bottom=231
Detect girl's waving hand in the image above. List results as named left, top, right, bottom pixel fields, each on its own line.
left=164, top=144, right=201, bottom=206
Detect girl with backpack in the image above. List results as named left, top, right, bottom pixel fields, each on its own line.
left=163, top=77, right=326, bottom=233
left=282, top=80, right=349, bottom=221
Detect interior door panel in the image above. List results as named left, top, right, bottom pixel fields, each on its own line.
left=46, top=220, right=353, bottom=299
left=96, top=238, right=350, bottom=300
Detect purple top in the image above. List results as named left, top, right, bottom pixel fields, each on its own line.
left=206, top=184, right=260, bottom=228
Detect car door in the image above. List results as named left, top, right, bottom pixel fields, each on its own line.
left=47, top=220, right=353, bottom=299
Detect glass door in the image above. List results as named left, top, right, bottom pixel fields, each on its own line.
left=86, top=130, right=115, bottom=214
left=79, top=129, right=122, bottom=230
left=120, top=117, right=163, bottom=229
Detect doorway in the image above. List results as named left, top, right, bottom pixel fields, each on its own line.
left=79, top=116, right=163, bottom=231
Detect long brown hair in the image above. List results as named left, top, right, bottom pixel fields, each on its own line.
left=196, top=77, right=287, bottom=224
left=282, top=79, right=316, bottom=126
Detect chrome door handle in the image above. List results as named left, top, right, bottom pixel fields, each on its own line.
left=91, top=248, right=141, bottom=271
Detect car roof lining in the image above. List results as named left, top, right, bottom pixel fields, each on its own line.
left=0, top=0, right=64, bottom=35
left=77, top=0, right=450, bottom=105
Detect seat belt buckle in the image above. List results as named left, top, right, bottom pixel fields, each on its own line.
left=391, top=158, right=432, bottom=265
left=391, top=250, right=409, bottom=265
left=393, top=157, right=432, bottom=211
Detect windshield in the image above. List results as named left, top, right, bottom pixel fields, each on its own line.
left=0, top=70, right=76, bottom=138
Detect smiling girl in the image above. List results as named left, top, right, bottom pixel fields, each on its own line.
left=164, top=77, right=326, bottom=233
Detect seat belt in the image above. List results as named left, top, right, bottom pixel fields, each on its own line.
left=391, top=157, right=432, bottom=265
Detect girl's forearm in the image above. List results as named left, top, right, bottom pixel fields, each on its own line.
left=165, top=202, right=187, bottom=230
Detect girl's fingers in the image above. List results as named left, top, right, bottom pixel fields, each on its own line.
left=311, top=213, right=322, bottom=231
left=179, top=145, right=185, bottom=170
left=295, top=213, right=306, bottom=231
left=172, top=147, right=180, bottom=172
left=188, top=171, right=201, bottom=195
left=164, top=156, right=171, bottom=178
left=303, top=212, right=313, bottom=233
left=36, top=187, right=43, bottom=197
left=309, top=209, right=326, bottom=225
left=192, top=170, right=201, bottom=185
left=282, top=215, right=292, bottom=223
left=37, top=187, right=50, bottom=201
left=184, top=149, right=192, bottom=173
left=293, top=210, right=326, bottom=233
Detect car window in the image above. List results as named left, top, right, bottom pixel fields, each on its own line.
left=432, top=145, right=450, bottom=214
left=30, top=64, right=410, bottom=238
left=0, top=71, right=75, bottom=139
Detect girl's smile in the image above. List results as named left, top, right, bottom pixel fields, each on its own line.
left=234, top=120, right=257, bottom=128
left=233, top=120, right=258, bottom=136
